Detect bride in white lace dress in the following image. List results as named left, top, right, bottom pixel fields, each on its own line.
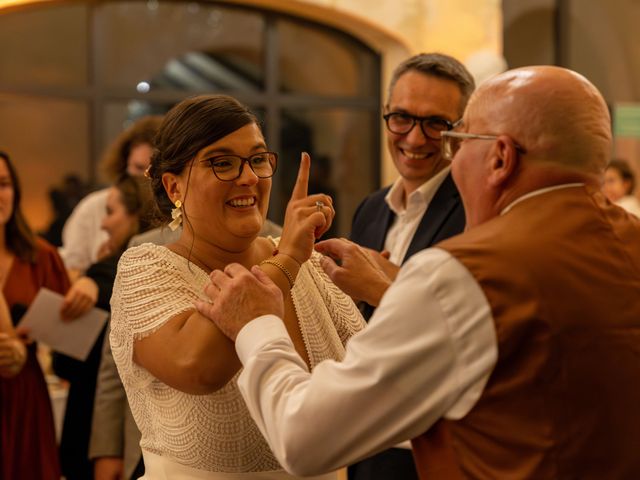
left=109, top=94, right=364, bottom=479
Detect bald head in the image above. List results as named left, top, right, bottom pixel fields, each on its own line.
left=465, top=66, right=612, bottom=174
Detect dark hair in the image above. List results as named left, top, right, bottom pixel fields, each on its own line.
left=101, top=116, right=163, bottom=182
left=607, top=158, right=636, bottom=194
left=113, top=174, right=155, bottom=237
left=388, top=53, right=476, bottom=116
left=0, top=151, right=37, bottom=262
left=147, top=94, right=258, bottom=222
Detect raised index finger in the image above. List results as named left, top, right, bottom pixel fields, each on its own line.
left=291, top=152, right=311, bottom=201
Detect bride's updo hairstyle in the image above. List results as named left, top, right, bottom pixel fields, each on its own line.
left=147, top=94, right=258, bottom=223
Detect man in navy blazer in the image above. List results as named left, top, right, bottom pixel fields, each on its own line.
left=348, top=53, right=474, bottom=480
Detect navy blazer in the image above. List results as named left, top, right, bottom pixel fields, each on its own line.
left=350, top=172, right=465, bottom=320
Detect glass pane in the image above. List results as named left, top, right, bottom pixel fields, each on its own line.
left=0, top=4, right=88, bottom=88
left=251, top=108, right=267, bottom=127
left=277, top=19, right=378, bottom=97
left=0, top=94, right=90, bottom=232
left=98, top=2, right=265, bottom=93
left=272, top=109, right=378, bottom=237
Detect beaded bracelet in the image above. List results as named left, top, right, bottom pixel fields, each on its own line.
left=260, top=258, right=295, bottom=289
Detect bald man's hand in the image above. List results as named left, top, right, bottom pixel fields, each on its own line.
left=315, top=239, right=393, bottom=306
left=362, top=248, right=400, bottom=282
left=196, top=264, right=285, bottom=341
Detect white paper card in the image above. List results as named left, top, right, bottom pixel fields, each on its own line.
left=18, top=288, right=109, bottom=361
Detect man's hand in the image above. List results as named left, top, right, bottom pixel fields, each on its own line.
left=94, top=456, right=124, bottom=480
left=60, top=276, right=99, bottom=321
left=362, top=248, right=400, bottom=282
left=196, top=264, right=285, bottom=341
left=315, top=238, right=392, bottom=306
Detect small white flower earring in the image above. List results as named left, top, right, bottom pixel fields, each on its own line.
left=169, top=200, right=183, bottom=231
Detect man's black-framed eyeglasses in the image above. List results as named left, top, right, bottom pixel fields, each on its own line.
left=383, top=112, right=459, bottom=140
left=202, top=151, right=278, bottom=182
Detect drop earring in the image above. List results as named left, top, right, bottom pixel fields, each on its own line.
left=169, top=200, right=183, bottom=231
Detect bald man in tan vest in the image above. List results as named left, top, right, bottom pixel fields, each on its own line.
left=196, top=66, right=640, bottom=479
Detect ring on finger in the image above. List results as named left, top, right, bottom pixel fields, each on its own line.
left=315, top=200, right=325, bottom=212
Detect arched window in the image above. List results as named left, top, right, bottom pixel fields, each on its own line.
left=0, top=1, right=381, bottom=236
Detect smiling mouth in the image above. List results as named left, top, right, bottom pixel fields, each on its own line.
left=400, top=149, right=435, bottom=160
left=227, top=197, right=257, bottom=208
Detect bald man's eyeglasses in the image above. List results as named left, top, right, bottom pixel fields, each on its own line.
left=383, top=112, right=458, bottom=140
left=441, top=131, right=526, bottom=161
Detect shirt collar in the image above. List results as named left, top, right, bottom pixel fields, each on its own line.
left=500, top=183, right=585, bottom=215
left=385, top=166, right=451, bottom=216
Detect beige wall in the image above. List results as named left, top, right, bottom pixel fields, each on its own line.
left=321, top=0, right=502, bottom=59
left=503, top=0, right=640, bottom=197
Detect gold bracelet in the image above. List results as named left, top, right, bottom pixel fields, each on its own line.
left=260, top=258, right=295, bottom=289
left=271, top=248, right=302, bottom=267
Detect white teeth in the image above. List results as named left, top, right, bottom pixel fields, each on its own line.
left=403, top=151, right=429, bottom=160
left=228, top=197, right=256, bottom=207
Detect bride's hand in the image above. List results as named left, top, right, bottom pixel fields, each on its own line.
left=278, top=152, right=335, bottom=264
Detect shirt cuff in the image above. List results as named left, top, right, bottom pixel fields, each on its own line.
left=235, top=315, right=291, bottom=365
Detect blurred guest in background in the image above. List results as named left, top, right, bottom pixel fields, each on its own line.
left=0, top=151, right=70, bottom=480
left=55, top=175, right=156, bottom=480
left=603, top=158, right=640, bottom=217
left=40, top=174, right=90, bottom=247
left=59, top=116, right=162, bottom=279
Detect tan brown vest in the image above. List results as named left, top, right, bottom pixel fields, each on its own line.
left=412, top=185, right=640, bottom=479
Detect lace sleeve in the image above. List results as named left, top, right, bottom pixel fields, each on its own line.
left=109, top=243, right=207, bottom=389
left=305, top=251, right=366, bottom=346
left=292, top=250, right=366, bottom=368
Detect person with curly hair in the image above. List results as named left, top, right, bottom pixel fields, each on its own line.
left=59, top=116, right=162, bottom=279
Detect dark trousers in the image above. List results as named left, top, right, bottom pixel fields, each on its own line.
left=131, top=457, right=145, bottom=480
left=348, top=448, right=419, bottom=480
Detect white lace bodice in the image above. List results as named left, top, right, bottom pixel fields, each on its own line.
left=110, top=243, right=364, bottom=473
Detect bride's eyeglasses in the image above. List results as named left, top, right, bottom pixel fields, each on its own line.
left=202, top=152, right=278, bottom=181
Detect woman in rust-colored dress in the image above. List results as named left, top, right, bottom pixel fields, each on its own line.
left=0, top=151, right=70, bottom=480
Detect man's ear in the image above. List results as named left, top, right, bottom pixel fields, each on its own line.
left=162, top=172, right=182, bottom=204
left=488, top=135, right=520, bottom=187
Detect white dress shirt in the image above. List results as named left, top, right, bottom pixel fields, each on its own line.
left=375, top=166, right=453, bottom=452
left=59, top=188, right=109, bottom=272
left=384, top=166, right=451, bottom=265
left=617, top=195, right=640, bottom=218
left=235, top=248, right=497, bottom=476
